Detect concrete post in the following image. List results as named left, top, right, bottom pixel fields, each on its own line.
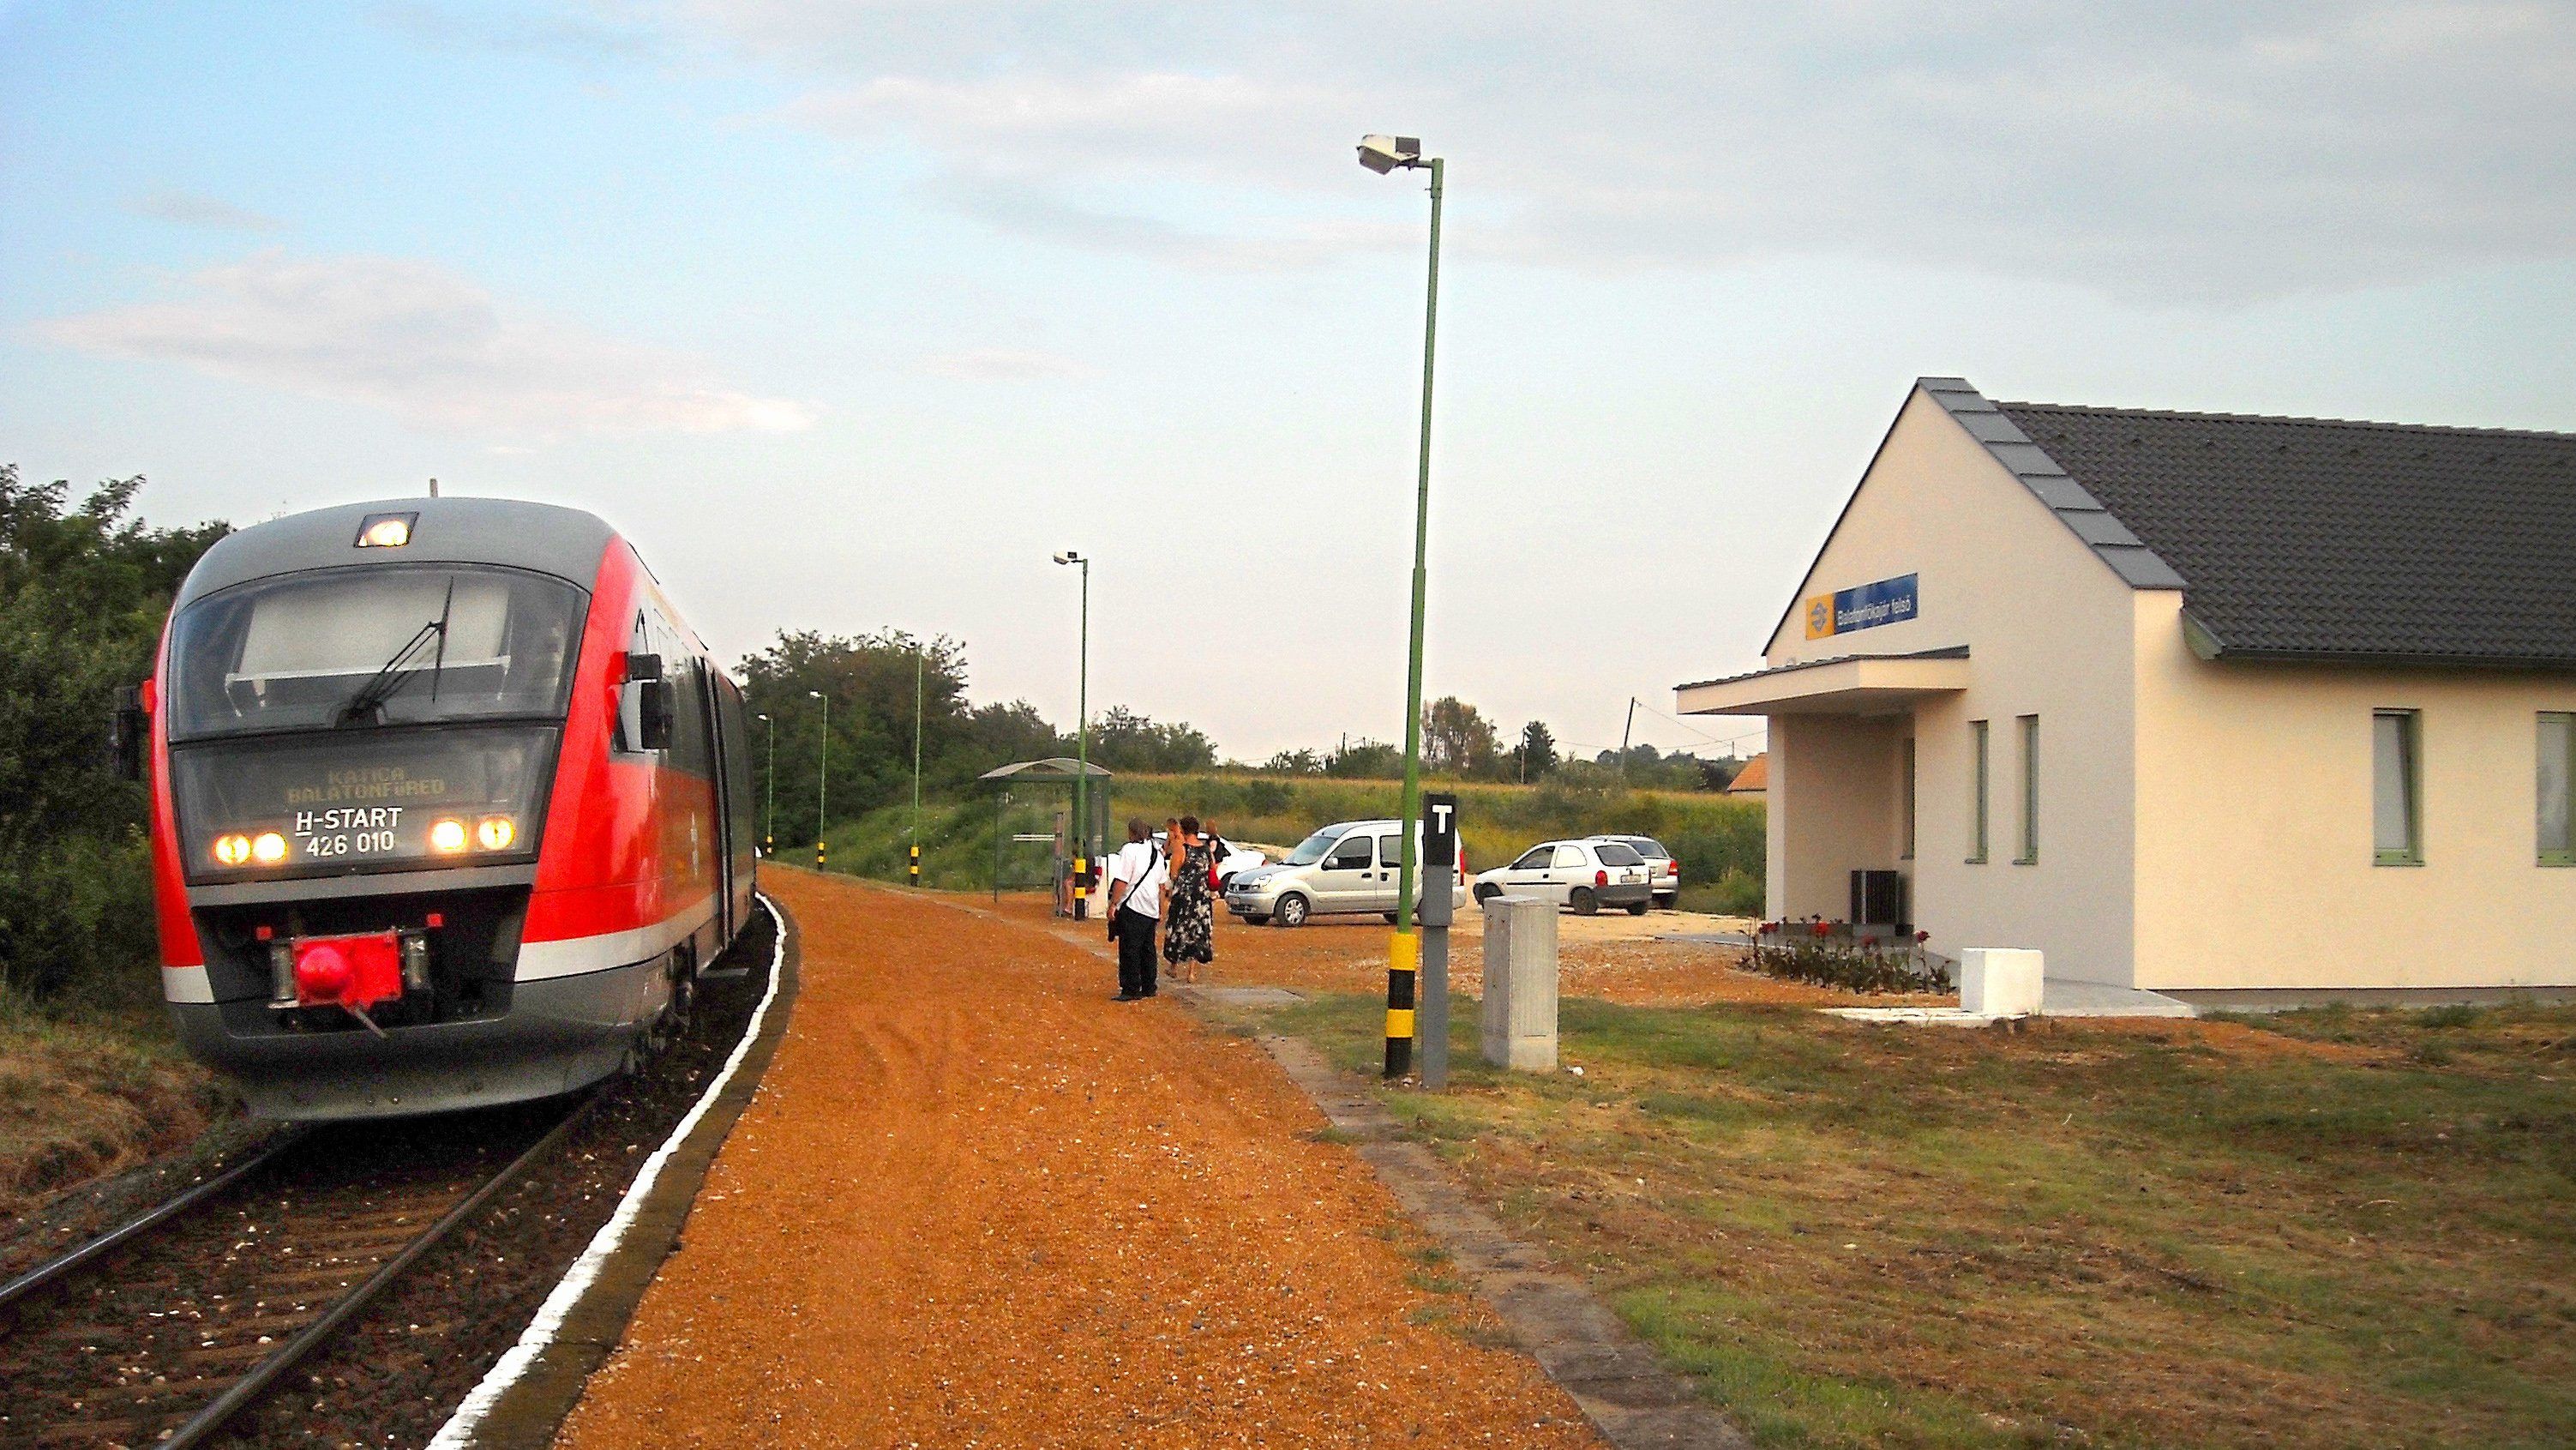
left=1480, top=894, right=1558, bottom=1072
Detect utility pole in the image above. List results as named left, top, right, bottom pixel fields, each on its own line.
left=810, top=689, right=829, bottom=869
left=910, top=647, right=925, bottom=887
left=1618, top=697, right=1637, bottom=785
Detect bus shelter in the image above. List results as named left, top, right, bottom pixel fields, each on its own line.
left=976, top=758, right=1113, bottom=916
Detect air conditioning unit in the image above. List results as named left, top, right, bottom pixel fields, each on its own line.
left=1849, top=869, right=1907, bottom=931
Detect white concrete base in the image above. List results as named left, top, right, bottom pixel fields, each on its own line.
left=1961, top=948, right=2045, bottom=1017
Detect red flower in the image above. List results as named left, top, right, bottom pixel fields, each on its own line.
left=1914, top=930, right=1930, bottom=944
left=1862, top=936, right=1878, bottom=948
left=1812, top=921, right=1830, bottom=938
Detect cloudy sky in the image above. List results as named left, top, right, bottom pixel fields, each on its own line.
left=4, top=1, right=2571, bottom=761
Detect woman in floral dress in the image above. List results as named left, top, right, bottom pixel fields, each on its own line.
left=1162, top=815, right=1216, bottom=983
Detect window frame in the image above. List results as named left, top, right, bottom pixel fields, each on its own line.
left=1900, top=736, right=1917, bottom=862
left=1967, top=719, right=1990, bottom=864
left=2015, top=714, right=2039, bottom=865
left=2541, top=712, right=2574, bottom=867
left=2372, top=708, right=2424, bottom=867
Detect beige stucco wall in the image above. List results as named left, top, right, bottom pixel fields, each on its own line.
left=1760, top=390, right=2145, bottom=984
left=1768, top=714, right=1903, bottom=921
left=2131, top=594, right=2576, bottom=989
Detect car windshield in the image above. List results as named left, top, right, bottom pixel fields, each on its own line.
left=1282, top=827, right=1348, bottom=867
left=169, top=566, right=584, bottom=741
left=1595, top=842, right=1647, bottom=866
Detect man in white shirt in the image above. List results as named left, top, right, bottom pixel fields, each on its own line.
left=1105, top=818, right=1167, bottom=1001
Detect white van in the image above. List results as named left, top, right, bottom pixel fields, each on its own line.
left=1221, top=818, right=1470, bottom=928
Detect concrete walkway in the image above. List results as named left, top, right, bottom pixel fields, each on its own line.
left=554, top=869, right=1605, bottom=1448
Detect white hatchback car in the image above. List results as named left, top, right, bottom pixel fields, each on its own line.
left=1472, top=839, right=1655, bottom=915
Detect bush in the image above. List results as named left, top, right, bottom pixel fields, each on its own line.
left=1747, top=922, right=1950, bottom=994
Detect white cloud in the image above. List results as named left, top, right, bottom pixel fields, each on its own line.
left=618, top=0, right=2576, bottom=302
left=129, top=190, right=285, bottom=232
left=919, top=346, right=1092, bottom=382
left=37, top=251, right=814, bottom=437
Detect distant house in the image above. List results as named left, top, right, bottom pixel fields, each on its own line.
left=1679, top=377, right=2576, bottom=1004
left=1724, top=754, right=1768, bottom=797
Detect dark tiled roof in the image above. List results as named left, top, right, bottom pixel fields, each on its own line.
left=1988, top=400, right=2576, bottom=667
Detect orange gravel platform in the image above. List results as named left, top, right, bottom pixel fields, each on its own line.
left=554, top=869, right=1603, bottom=1448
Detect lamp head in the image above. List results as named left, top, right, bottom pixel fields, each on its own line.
left=1357, top=134, right=1422, bottom=173
left=757, top=713, right=770, bottom=721
left=808, top=690, right=824, bottom=700
left=1053, top=550, right=1084, bottom=565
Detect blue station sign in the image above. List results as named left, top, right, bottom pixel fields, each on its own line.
left=1804, top=573, right=1918, bottom=640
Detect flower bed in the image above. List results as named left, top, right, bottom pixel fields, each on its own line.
left=1747, top=920, right=1951, bottom=995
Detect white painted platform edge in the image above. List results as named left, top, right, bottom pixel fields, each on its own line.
left=426, top=893, right=788, bottom=1449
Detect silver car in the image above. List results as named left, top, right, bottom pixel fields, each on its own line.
left=1472, top=839, right=1655, bottom=915
left=1223, top=818, right=1469, bottom=928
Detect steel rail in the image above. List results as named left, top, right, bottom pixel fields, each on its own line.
left=0, top=1130, right=306, bottom=1320
left=160, top=1094, right=599, bottom=1450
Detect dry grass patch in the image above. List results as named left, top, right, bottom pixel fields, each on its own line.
left=0, top=997, right=233, bottom=1218
left=1259, top=993, right=2576, bottom=1448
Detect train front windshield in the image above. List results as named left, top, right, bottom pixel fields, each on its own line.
left=165, top=566, right=585, bottom=882
left=169, top=566, right=584, bottom=739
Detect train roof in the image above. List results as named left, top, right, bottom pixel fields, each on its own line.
left=175, top=496, right=620, bottom=608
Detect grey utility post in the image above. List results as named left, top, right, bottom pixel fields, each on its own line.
left=1481, top=893, right=1559, bottom=1072
left=1417, top=792, right=1459, bottom=1089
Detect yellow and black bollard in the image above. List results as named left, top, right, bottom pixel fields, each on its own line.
left=1383, top=931, right=1417, bottom=1077
left=815, top=838, right=826, bottom=870
left=908, top=842, right=921, bottom=887
left=1072, top=854, right=1089, bottom=919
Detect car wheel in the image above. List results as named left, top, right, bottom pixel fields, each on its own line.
left=1569, top=887, right=1597, bottom=916
left=1275, top=893, right=1311, bottom=928
left=1627, top=900, right=1649, bottom=916
left=1473, top=882, right=1499, bottom=904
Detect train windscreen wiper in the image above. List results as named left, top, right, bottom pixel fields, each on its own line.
left=336, top=580, right=457, bottom=726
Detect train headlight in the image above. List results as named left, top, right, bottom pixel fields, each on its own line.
left=430, top=818, right=468, bottom=852
left=213, top=833, right=252, bottom=866
left=250, top=831, right=288, bottom=864
left=476, top=815, right=515, bottom=851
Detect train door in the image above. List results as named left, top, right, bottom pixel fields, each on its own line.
left=693, top=664, right=735, bottom=948
left=706, top=671, right=756, bottom=943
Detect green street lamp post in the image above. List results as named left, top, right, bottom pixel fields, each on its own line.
left=910, top=647, right=925, bottom=886
left=1359, top=132, right=1443, bottom=1080
left=757, top=713, right=773, bottom=856
left=1054, top=551, right=1092, bottom=917
left=809, top=689, right=829, bottom=869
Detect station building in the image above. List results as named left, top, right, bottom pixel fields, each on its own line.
left=1680, top=377, right=2576, bottom=1003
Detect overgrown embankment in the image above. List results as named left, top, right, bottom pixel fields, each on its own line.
left=818, top=772, right=1764, bottom=912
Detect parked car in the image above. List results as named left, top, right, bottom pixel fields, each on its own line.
left=1223, top=819, right=1469, bottom=928
left=1215, top=845, right=1266, bottom=890
left=1473, top=839, right=1655, bottom=915
left=1587, top=833, right=1680, bottom=907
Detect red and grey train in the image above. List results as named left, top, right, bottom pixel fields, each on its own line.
left=138, top=497, right=757, bottom=1119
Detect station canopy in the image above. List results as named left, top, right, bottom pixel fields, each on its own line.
left=976, top=757, right=1114, bottom=782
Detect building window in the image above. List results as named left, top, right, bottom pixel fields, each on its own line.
left=2542, top=713, right=2574, bottom=866
left=2373, top=709, right=2423, bottom=866
left=1967, top=720, right=1990, bottom=864
left=2015, top=715, right=2039, bottom=864
left=1900, top=737, right=1917, bottom=861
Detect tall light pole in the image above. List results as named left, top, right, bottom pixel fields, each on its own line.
left=809, top=689, right=829, bottom=869
left=1359, top=133, right=1443, bottom=1080
left=757, top=713, right=773, bottom=856
left=1053, top=551, right=1091, bottom=918
left=910, top=647, right=925, bottom=887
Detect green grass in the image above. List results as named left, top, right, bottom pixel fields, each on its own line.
left=1252, top=992, right=2576, bottom=1448
left=817, top=770, right=1764, bottom=910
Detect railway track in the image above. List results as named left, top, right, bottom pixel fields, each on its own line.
left=0, top=1095, right=595, bottom=1449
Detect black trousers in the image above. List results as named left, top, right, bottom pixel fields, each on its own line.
left=1116, top=906, right=1160, bottom=996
